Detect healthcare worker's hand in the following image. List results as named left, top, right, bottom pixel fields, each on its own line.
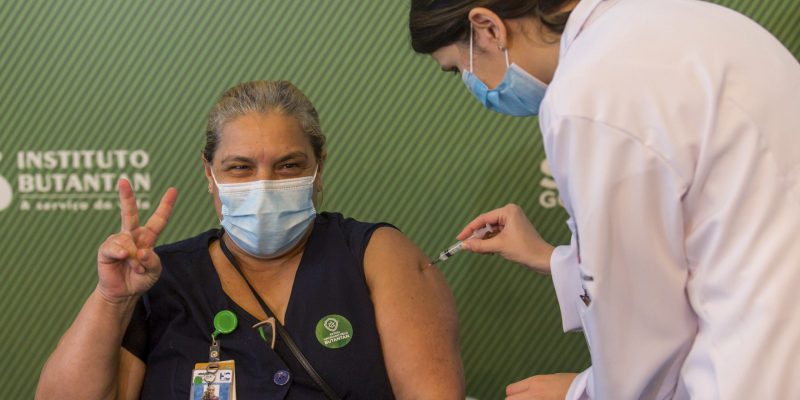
left=457, top=204, right=554, bottom=274
left=96, top=179, right=177, bottom=304
left=505, top=373, right=578, bottom=400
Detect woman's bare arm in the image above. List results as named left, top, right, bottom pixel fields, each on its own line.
left=36, top=180, right=174, bottom=399
left=36, top=291, right=141, bottom=399
left=365, top=227, right=465, bottom=399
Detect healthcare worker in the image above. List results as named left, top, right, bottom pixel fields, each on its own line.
left=409, top=0, right=800, bottom=399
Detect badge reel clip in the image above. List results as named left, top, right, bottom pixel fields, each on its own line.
left=204, top=310, right=238, bottom=385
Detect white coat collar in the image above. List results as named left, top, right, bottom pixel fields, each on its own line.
left=560, top=0, right=615, bottom=60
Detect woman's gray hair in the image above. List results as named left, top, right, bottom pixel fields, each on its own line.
left=203, top=80, right=326, bottom=163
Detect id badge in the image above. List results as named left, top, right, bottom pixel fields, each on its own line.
left=190, top=360, right=236, bottom=400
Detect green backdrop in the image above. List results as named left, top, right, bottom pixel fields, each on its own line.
left=1, top=1, right=797, bottom=398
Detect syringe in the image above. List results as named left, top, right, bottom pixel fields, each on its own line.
left=428, top=223, right=497, bottom=267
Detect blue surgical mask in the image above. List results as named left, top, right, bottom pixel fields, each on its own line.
left=212, top=168, right=317, bottom=258
left=461, top=24, right=548, bottom=116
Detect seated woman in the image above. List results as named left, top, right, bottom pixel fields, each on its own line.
left=36, top=80, right=464, bottom=399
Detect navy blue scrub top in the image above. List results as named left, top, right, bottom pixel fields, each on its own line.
left=122, top=212, right=395, bottom=399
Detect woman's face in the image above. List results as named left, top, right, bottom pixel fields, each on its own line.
left=204, top=111, right=322, bottom=219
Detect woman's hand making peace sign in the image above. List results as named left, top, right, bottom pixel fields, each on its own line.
left=96, top=179, right=178, bottom=304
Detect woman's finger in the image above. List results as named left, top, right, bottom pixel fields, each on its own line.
left=98, top=233, right=136, bottom=262
left=461, top=235, right=503, bottom=254
left=141, top=187, right=178, bottom=246
left=136, top=248, right=161, bottom=274
left=118, top=179, right=140, bottom=233
left=506, top=378, right=531, bottom=395
left=97, top=241, right=131, bottom=263
left=125, top=258, right=145, bottom=274
left=456, top=206, right=510, bottom=240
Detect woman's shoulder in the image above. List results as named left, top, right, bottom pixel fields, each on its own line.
left=316, top=211, right=396, bottom=234
left=326, top=213, right=433, bottom=277
left=316, top=212, right=398, bottom=257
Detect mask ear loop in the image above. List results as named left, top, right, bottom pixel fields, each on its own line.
left=469, top=24, right=474, bottom=73
left=311, top=163, right=322, bottom=194
left=469, top=24, right=509, bottom=71
left=209, top=168, right=220, bottom=190
left=310, top=163, right=323, bottom=210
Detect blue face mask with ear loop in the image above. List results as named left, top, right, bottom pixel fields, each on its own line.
left=461, top=24, right=549, bottom=116
left=211, top=167, right=318, bottom=259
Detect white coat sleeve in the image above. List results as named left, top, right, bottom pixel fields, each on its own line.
left=550, top=228, right=583, bottom=332
left=545, top=116, right=698, bottom=399
left=566, top=367, right=591, bottom=400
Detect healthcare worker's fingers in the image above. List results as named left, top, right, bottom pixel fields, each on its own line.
left=95, top=183, right=174, bottom=305
left=504, top=374, right=577, bottom=400
left=455, top=206, right=511, bottom=241
left=136, top=248, right=163, bottom=280
left=97, top=234, right=136, bottom=265
left=97, top=183, right=174, bottom=304
left=118, top=179, right=140, bottom=233
left=137, top=187, right=178, bottom=248
left=96, top=235, right=163, bottom=303
left=460, top=234, right=504, bottom=254
left=505, top=377, right=529, bottom=395
left=460, top=204, right=555, bottom=274
left=136, top=247, right=159, bottom=270
left=505, top=393, right=537, bottom=400
left=96, top=233, right=140, bottom=302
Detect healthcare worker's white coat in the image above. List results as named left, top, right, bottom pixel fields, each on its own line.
left=541, top=0, right=800, bottom=398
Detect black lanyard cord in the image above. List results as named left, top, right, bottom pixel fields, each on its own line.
left=217, top=231, right=341, bottom=400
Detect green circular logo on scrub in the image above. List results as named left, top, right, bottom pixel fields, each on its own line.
left=315, top=314, right=353, bottom=349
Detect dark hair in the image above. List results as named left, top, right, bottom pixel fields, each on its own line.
left=203, top=80, right=326, bottom=163
left=409, top=0, right=573, bottom=54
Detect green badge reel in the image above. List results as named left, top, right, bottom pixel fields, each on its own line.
left=207, top=310, right=238, bottom=371
left=195, top=310, right=239, bottom=392
left=212, top=310, right=238, bottom=340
